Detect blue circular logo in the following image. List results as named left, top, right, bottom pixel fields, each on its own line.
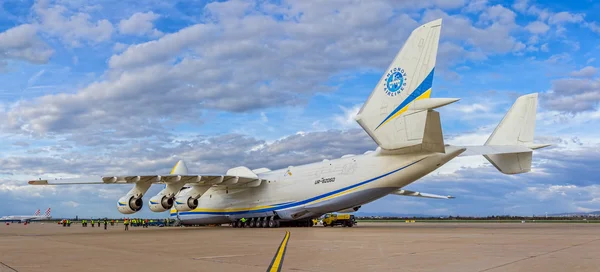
left=384, top=67, right=407, bottom=97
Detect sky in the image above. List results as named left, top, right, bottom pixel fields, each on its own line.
left=0, top=0, right=599, bottom=218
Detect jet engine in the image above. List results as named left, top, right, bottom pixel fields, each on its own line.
left=337, top=206, right=361, bottom=213
left=173, top=196, right=198, bottom=211
left=148, top=195, right=174, bottom=212
left=117, top=195, right=143, bottom=214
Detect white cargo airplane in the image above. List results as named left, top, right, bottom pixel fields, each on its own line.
left=29, top=19, right=549, bottom=228
left=0, top=208, right=52, bottom=223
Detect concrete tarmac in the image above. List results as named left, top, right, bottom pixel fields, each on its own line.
left=1, top=222, right=599, bottom=272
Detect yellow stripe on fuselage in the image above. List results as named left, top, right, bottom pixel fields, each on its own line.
left=378, top=88, right=432, bottom=128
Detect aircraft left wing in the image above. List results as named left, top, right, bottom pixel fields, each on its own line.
left=29, top=174, right=265, bottom=188
left=391, top=189, right=454, bottom=199
left=28, top=165, right=269, bottom=188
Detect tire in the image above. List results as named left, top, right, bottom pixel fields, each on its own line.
left=275, top=220, right=280, bottom=228
left=268, top=220, right=275, bottom=228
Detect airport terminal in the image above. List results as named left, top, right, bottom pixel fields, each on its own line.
left=1, top=1, right=599, bottom=271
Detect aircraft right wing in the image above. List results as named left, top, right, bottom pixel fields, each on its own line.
left=391, top=189, right=454, bottom=199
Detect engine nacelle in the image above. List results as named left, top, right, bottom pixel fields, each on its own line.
left=173, top=196, right=198, bottom=212
left=337, top=206, right=361, bottom=213
left=117, top=195, right=143, bottom=214
left=148, top=195, right=174, bottom=212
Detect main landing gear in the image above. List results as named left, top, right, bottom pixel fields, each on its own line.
left=231, top=217, right=315, bottom=228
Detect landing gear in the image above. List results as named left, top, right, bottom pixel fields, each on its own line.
left=231, top=217, right=317, bottom=228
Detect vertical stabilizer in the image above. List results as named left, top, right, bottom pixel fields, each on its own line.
left=170, top=160, right=188, bottom=175
left=484, top=93, right=539, bottom=174
left=355, top=19, right=443, bottom=151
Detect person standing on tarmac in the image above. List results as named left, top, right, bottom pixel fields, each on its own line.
left=103, top=219, right=108, bottom=230
left=124, top=219, right=129, bottom=231
left=91, top=219, right=94, bottom=227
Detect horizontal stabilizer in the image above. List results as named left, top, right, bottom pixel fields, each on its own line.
left=409, top=98, right=459, bottom=111
left=455, top=145, right=532, bottom=156
left=484, top=152, right=532, bottom=174
left=391, top=189, right=454, bottom=199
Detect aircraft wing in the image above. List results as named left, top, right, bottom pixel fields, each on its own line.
left=29, top=166, right=269, bottom=188
left=391, top=189, right=454, bottom=199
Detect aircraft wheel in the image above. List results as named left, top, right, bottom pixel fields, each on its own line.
left=268, top=220, right=275, bottom=228
left=261, top=219, right=267, bottom=228
left=275, top=220, right=280, bottom=228
left=250, top=220, right=256, bottom=228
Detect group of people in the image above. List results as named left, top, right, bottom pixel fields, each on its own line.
left=123, top=218, right=150, bottom=230
left=80, top=219, right=117, bottom=229
left=58, top=218, right=175, bottom=231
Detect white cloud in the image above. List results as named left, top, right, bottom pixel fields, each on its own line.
left=333, top=104, right=361, bottom=129
left=525, top=21, right=549, bottom=34
left=61, top=201, right=80, bottom=208
left=585, top=21, right=600, bottom=34
left=545, top=53, right=570, bottom=64
left=542, top=77, right=600, bottom=112
left=0, top=24, right=53, bottom=65
left=540, top=43, right=549, bottom=52
left=118, top=11, right=162, bottom=37
left=588, top=58, right=596, bottom=64
left=512, top=0, right=528, bottom=12
left=570, top=66, right=598, bottom=78
left=109, top=24, right=216, bottom=69
left=33, top=0, right=113, bottom=47
left=464, top=0, right=488, bottom=12
left=548, top=11, right=585, bottom=25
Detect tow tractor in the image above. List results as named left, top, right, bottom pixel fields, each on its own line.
left=321, top=213, right=356, bottom=227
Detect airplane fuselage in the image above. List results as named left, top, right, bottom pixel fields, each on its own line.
left=0, top=215, right=51, bottom=222
left=172, top=147, right=465, bottom=225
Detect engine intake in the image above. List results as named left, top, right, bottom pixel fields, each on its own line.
left=117, top=195, right=143, bottom=214
left=174, top=196, right=198, bottom=212
left=148, top=195, right=174, bottom=212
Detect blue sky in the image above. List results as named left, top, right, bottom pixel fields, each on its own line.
left=0, top=0, right=599, bottom=218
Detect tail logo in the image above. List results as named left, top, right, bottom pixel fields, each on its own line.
left=384, top=67, right=407, bottom=97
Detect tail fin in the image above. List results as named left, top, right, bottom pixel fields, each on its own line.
left=170, top=160, right=188, bottom=175
left=168, top=160, right=188, bottom=189
left=356, top=19, right=456, bottom=151
left=483, top=93, right=547, bottom=174
left=34, top=209, right=40, bottom=216
left=44, top=208, right=51, bottom=217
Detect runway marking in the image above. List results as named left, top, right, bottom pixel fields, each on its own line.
left=193, top=254, right=260, bottom=259
left=478, top=238, right=600, bottom=272
left=267, top=231, right=291, bottom=272
left=0, top=261, right=18, bottom=272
